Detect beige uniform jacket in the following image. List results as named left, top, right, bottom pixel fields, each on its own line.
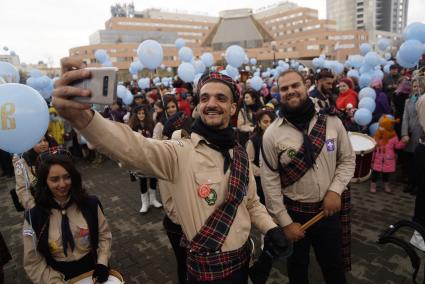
left=23, top=203, right=112, bottom=283
left=261, top=113, right=355, bottom=227
left=13, top=156, right=36, bottom=210
left=81, top=112, right=277, bottom=251
left=417, top=95, right=425, bottom=134
left=237, top=109, right=255, bottom=133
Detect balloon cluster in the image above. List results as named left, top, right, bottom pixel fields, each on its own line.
left=95, top=49, right=113, bottom=67
left=116, top=85, right=133, bottom=105
left=396, top=22, right=425, bottom=68
left=25, top=69, right=54, bottom=99
left=0, top=61, right=20, bottom=84
left=353, top=87, right=376, bottom=126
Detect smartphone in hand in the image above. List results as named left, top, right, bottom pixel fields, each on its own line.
left=72, top=67, right=118, bottom=105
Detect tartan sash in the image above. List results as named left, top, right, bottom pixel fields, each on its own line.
left=186, top=143, right=250, bottom=280
left=284, top=188, right=352, bottom=271
left=279, top=114, right=327, bottom=188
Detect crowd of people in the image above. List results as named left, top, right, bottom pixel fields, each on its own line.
left=0, top=55, right=424, bottom=284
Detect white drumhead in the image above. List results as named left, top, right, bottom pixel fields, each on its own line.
left=349, top=133, right=375, bottom=152
left=74, top=275, right=122, bottom=284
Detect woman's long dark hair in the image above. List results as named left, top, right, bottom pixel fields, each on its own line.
left=128, top=104, right=155, bottom=135
left=252, top=107, right=276, bottom=136
left=154, top=100, right=167, bottom=125
left=34, top=155, right=88, bottom=212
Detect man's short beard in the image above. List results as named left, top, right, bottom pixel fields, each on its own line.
left=281, top=96, right=308, bottom=113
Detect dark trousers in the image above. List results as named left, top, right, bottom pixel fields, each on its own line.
left=370, top=171, right=390, bottom=183
left=187, top=260, right=249, bottom=284
left=254, top=176, right=265, bottom=205
left=163, top=216, right=187, bottom=284
left=287, top=211, right=346, bottom=284
left=139, top=177, right=158, bottom=194
left=0, top=149, right=13, bottom=176
left=413, top=144, right=425, bottom=227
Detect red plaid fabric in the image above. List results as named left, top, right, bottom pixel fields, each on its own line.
left=279, top=114, right=327, bottom=188
left=284, top=188, right=352, bottom=272
left=185, top=143, right=250, bottom=281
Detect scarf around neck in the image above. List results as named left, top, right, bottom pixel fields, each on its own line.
left=279, top=98, right=317, bottom=167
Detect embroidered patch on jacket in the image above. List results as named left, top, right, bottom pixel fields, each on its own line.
left=287, top=148, right=297, bottom=158
left=48, top=240, right=60, bottom=253
left=23, top=228, right=34, bottom=237
left=326, top=139, right=335, bottom=152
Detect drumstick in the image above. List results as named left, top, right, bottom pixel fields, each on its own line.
left=301, top=211, right=325, bottom=230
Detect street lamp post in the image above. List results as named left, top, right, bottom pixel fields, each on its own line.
left=271, top=41, right=277, bottom=68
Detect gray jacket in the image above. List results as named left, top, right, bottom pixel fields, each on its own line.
left=402, top=95, right=425, bottom=152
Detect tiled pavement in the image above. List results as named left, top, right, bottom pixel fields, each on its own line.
left=1, top=159, right=423, bottom=283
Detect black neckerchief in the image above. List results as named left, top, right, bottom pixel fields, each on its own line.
left=279, top=98, right=317, bottom=168
left=192, top=118, right=236, bottom=173
left=50, top=198, right=75, bottom=256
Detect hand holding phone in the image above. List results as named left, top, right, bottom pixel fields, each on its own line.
left=71, top=67, right=118, bottom=105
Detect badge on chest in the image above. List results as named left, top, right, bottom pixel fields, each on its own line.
left=198, top=184, right=217, bottom=206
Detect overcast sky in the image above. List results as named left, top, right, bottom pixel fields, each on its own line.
left=0, top=0, right=424, bottom=67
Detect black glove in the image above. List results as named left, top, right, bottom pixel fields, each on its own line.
left=263, top=226, right=293, bottom=259
left=92, top=264, right=109, bottom=283
left=248, top=250, right=273, bottom=284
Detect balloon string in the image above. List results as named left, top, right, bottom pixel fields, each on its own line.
left=18, top=154, right=38, bottom=256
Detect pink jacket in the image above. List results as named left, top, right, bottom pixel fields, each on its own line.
left=372, top=136, right=406, bottom=173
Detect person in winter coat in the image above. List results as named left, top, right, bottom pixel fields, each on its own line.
left=370, top=115, right=406, bottom=193
left=336, top=77, right=358, bottom=110
left=401, top=76, right=425, bottom=194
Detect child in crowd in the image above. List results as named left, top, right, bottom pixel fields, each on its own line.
left=370, top=115, right=406, bottom=193
left=128, top=105, right=162, bottom=213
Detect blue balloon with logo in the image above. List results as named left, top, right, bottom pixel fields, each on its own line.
left=0, top=62, right=20, bottom=83
left=137, top=40, right=164, bottom=70
left=0, top=84, right=49, bottom=154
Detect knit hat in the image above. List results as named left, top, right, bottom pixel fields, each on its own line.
left=370, top=79, right=383, bottom=89
left=197, top=71, right=240, bottom=102
left=339, top=77, right=353, bottom=89
left=374, top=115, right=399, bottom=146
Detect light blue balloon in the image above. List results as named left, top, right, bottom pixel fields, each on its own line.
left=129, top=62, right=141, bottom=75
left=175, top=38, right=186, bottom=50
left=137, top=40, right=164, bottom=70
left=347, top=69, right=360, bottom=79
left=364, top=52, right=381, bottom=67
left=117, top=85, right=127, bottom=99
left=40, top=80, right=54, bottom=100
left=369, top=122, right=379, bottom=136
left=359, top=73, right=372, bottom=88
left=38, top=75, right=51, bottom=90
left=201, top=53, right=214, bottom=68
left=312, top=57, right=325, bottom=68
left=383, top=64, right=391, bottom=74
left=225, top=65, right=238, bottom=79
left=291, top=61, right=300, bottom=69
left=166, top=67, right=173, bottom=73
left=0, top=84, right=49, bottom=154
left=359, top=87, right=376, bottom=100
left=250, top=58, right=257, bottom=65
left=377, top=38, right=390, bottom=51
left=138, top=78, right=150, bottom=89
left=250, top=76, right=263, bottom=91
left=397, top=40, right=424, bottom=65
left=0, top=62, right=20, bottom=83
left=396, top=51, right=418, bottom=69
left=404, top=22, right=425, bottom=43
left=261, top=71, right=270, bottom=78
left=332, top=62, right=344, bottom=75
left=193, top=60, right=206, bottom=74
left=95, top=49, right=109, bottom=64
left=359, top=97, right=376, bottom=112
left=29, top=69, right=42, bottom=78
left=178, top=47, right=193, bottom=63
left=177, top=62, right=195, bottom=83
left=354, top=108, right=372, bottom=126
left=348, top=55, right=364, bottom=69
left=26, top=77, right=42, bottom=90
left=123, top=91, right=133, bottom=105
left=360, top=43, right=372, bottom=55
left=372, top=69, right=384, bottom=81
left=225, top=45, right=245, bottom=68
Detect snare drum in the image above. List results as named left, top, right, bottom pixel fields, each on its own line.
left=68, top=269, right=124, bottom=284
left=348, top=132, right=376, bottom=183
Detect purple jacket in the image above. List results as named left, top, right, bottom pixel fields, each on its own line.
left=372, top=89, right=391, bottom=123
